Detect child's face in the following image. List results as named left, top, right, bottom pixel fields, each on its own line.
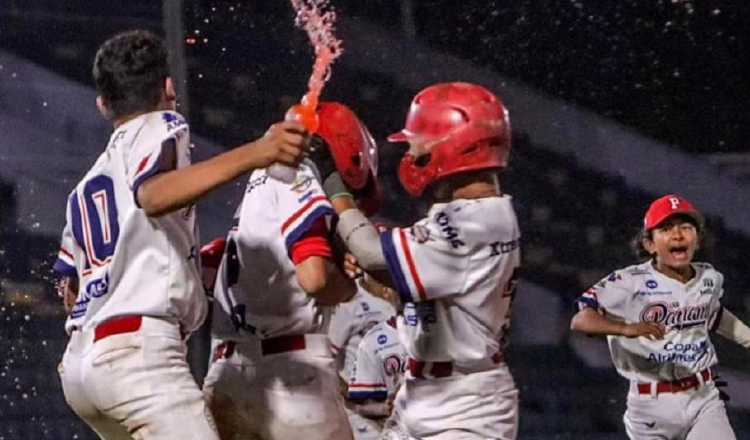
left=643, top=216, right=699, bottom=270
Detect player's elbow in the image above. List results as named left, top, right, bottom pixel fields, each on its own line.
left=296, top=257, right=330, bottom=295
left=137, top=184, right=170, bottom=217
left=297, top=257, right=330, bottom=296
left=570, top=311, right=587, bottom=332
left=570, top=308, right=599, bottom=334
left=295, top=257, right=355, bottom=305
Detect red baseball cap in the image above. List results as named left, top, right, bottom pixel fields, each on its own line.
left=643, top=194, right=704, bottom=230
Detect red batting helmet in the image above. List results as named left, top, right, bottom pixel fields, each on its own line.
left=388, top=82, right=511, bottom=197
left=644, top=194, right=704, bottom=231
left=316, top=102, right=378, bottom=191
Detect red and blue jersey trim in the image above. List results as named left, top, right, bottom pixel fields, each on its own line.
left=348, top=383, right=388, bottom=402
left=281, top=195, right=334, bottom=256
left=53, top=247, right=77, bottom=276
left=380, top=228, right=427, bottom=303
left=575, top=288, right=601, bottom=311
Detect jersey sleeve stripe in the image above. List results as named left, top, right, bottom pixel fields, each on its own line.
left=53, top=259, right=77, bottom=276
left=349, top=382, right=387, bottom=388
left=58, top=247, right=75, bottom=262
left=347, top=390, right=388, bottom=401
left=397, top=229, right=427, bottom=301
left=575, top=296, right=600, bottom=310
left=380, top=230, right=415, bottom=304
left=281, top=195, right=329, bottom=234
left=282, top=204, right=334, bottom=255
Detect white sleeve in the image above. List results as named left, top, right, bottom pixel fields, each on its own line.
left=380, top=223, right=470, bottom=304
left=276, top=163, right=334, bottom=256
left=348, top=337, right=388, bottom=402
left=576, top=271, right=631, bottom=319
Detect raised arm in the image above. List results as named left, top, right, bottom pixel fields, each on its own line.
left=138, top=121, right=307, bottom=216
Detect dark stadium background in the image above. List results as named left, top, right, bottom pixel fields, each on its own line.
left=1, top=1, right=749, bottom=438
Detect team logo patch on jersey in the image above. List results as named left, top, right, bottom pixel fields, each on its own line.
left=640, top=301, right=711, bottom=329
left=384, top=355, right=404, bottom=376
left=645, top=280, right=658, bottom=289
left=377, top=334, right=388, bottom=345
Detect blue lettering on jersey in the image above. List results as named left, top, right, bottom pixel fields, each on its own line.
left=162, top=113, right=186, bottom=131
left=70, top=274, right=111, bottom=319
left=377, top=334, right=388, bottom=345
left=646, top=280, right=658, bottom=289
left=85, top=274, right=110, bottom=299
left=435, top=211, right=465, bottom=248
left=647, top=339, right=710, bottom=364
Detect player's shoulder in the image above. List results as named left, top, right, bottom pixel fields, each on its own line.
left=128, top=111, right=189, bottom=149
left=593, top=262, right=650, bottom=291
left=415, top=195, right=518, bottom=251
left=693, top=262, right=724, bottom=284
left=144, top=111, right=188, bottom=137
left=693, top=261, right=717, bottom=273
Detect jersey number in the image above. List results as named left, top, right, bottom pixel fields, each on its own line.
left=74, top=175, right=120, bottom=266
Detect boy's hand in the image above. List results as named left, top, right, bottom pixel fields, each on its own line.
left=251, top=121, right=308, bottom=168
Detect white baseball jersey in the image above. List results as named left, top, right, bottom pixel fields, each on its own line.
left=328, top=284, right=396, bottom=380
left=211, top=162, right=335, bottom=340
left=577, top=261, right=724, bottom=382
left=52, top=111, right=205, bottom=334
left=348, top=318, right=407, bottom=402
left=380, top=196, right=521, bottom=368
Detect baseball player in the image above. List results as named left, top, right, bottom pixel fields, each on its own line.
left=347, top=316, right=408, bottom=439
left=51, top=30, right=307, bottom=440
left=571, top=194, right=750, bottom=440
left=329, top=279, right=396, bottom=439
left=202, top=102, right=380, bottom=440
left=310, top=82, right=521, bottom=439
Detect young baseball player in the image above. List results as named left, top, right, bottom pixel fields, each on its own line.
left=571, top=194, right=750, bottom=440
left=202, top=102, right=380, bottom=440
left=347, top=316, right=408, bottom=439
left=329, top=279, right=396, bottom=440
left=51, top=30, right=307, bottom=440
left=310, top=82, right=521, bottom=439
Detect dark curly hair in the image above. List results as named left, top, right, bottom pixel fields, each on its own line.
left=93, top=30, right=169, bottom=119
